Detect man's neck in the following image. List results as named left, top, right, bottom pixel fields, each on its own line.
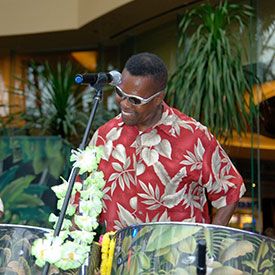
left=137, top=104, right=163, bottom=132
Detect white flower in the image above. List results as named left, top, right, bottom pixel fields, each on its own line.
left=79, top=199, right=103, bottom=216
left=69, top=230, right=96, bottom=245
left=74, top=214, right=98, bottom=231
left=32, top=145, right=105, bottom=271
left=0, top=198, right=4, bottom=215
left=55, top=241, right=90, bottom=270
left=57, top=199, right=76, bottom=216
left=51, top=178, right=82, bottom=199
left=70, top=146, right=103, bottom=174
left=80, top=186, right=104, bottom=200
left=32, top=238, right=62, bottom=267
left=49, top=213, right=72, bottom=230
left=44, top=230, right=69, bottom=242
left=85, top=171, right=106, bottom=189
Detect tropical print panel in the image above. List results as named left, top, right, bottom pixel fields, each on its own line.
left=112, top=222, right=275, bottom=274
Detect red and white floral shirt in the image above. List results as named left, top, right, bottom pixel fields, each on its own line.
left=90, top=102, right=245, bottom=231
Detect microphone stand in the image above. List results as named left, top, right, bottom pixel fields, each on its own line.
left=42, top=73, right=107, bottom=275
left=196, top=240, right=207, bottom=275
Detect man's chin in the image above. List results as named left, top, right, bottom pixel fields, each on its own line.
left=122, top=119, right=137, bottom=126
left=121, top=115, right=137, bottom=126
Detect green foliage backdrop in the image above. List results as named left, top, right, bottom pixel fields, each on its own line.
left=0, top=136, right=71, bottom=227
left=167, top=1, right=257, bottom=140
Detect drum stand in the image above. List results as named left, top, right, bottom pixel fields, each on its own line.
left=197, top=240, right=207, bottom=275
left=42, top=74, right=108, bottom=275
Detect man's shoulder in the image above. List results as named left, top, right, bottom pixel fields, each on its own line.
left=164, top=103, right=214, bottom=142
left=163, top=102, right=195, bottom=122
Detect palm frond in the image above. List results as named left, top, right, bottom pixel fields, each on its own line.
left=167, top=1, right=257, bottom=141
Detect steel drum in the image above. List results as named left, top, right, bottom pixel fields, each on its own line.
left=0, top=224, right=101, bottom=275
left=112, top=222, right=275, bottom=274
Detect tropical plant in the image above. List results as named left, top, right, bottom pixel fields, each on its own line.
left=0, top=136, right=72, bottom=227
left=17, top=61, right=89, bottom=144
left=3, top=60, right=116, bottom=145
left=167, top=1, right=257, bottom=140
left=0, top=175, right=50, bottom=226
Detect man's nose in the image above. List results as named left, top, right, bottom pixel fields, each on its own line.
left=120, top=96, right=132, bottom=108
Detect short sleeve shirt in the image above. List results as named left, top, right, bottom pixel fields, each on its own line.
left=90, top=103, right=246, bottom=231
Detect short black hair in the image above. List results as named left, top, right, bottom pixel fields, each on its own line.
left=125, top=52, right=168, bottom=90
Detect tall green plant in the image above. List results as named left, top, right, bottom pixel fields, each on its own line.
left=167, top=1, right=256, bottom=140
left=21, top=61, right=88, bottom=143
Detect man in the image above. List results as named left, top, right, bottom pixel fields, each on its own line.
left=90, top=52, right=245, bottom=232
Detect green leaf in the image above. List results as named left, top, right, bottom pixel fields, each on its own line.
left=163, top=249, right=177, bottom=266
left=256, top=241, right=269, bottom=266
left=138, top=252, right=150, bottom=270
left=211, top=266, right=244, bottom=275
left=177, top=236, right=197, bottom=254
left=219, top=240, right=254, bottom=263
left=146, top=225, right=202, bottom=252
left=243, top=260, right=257, bottom=271
left=0, top=175, right=35, bottom=206
left=260, top=259, right=274, bottom=270
left=14, top=194, right=43, bottom=206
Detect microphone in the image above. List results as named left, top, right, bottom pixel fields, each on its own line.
left=75, top=70, right=121, bottom=86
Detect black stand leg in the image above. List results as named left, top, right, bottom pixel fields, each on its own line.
left=197, top=240, right=207, bottom=275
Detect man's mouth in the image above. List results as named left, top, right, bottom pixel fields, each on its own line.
left=121, top=109, right=135, bottom=117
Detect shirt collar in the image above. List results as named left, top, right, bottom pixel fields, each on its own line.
left=116, top=101, right=174, bottom=136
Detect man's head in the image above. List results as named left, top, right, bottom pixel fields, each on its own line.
left=124, top=52, right=168, bottom=91
left=115, top=52, right=168, bottom=131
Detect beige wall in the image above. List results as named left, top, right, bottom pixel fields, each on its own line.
left=135, top=22, right=178, bottom=75
left=78, top=0, right=133, bottom=27
left=0, top=0, right=133, bottom=36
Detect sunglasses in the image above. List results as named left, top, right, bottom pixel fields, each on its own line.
left=114, top=86, right=162, bottom=106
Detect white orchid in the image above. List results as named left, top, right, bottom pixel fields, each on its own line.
left=80, top=186, right=104, bottom=200
left=74, top=214, right=99, bottom=231
left=69, top=230, right=96, bottom=245
left=79, top=199, right=103, bottom=216
left=70, top=146, right=103, bottom=174
left=49, top=213, right=72, bottom=230
left=0, top=198, right=4, bottom=216
left=32, top=145, right=106, bottom=271
left=57, top=198, right=77, bottom=216
left=85, top=171, right=106, bottom=189
left=32, top=237, right=62, bottom=267
left=51, top=178, right=82, bottom=199
left=55, top=241, right=90, bottom=270
left=44, top=230, right=69, bottom=242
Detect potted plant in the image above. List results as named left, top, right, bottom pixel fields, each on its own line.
left=167, top=1, right=257, bottom=141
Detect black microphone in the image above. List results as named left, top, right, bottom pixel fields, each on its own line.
left=75, top=70, right=121, bottom=85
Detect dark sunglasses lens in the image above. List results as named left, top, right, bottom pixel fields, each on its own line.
left=128, top=97, right=142, bottom=105
left=115, top=87, right=123, bottom=97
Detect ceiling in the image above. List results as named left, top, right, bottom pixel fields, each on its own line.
left=0, top=0, right=202, bottom=53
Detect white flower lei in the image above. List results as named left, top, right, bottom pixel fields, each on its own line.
left=32, top=145, right=105, bottom=270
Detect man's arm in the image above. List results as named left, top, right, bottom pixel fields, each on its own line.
left=212, top=202, right=238, bottom=226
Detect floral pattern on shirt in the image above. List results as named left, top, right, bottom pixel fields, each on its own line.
left=90, top=103, right=245, bottom=231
